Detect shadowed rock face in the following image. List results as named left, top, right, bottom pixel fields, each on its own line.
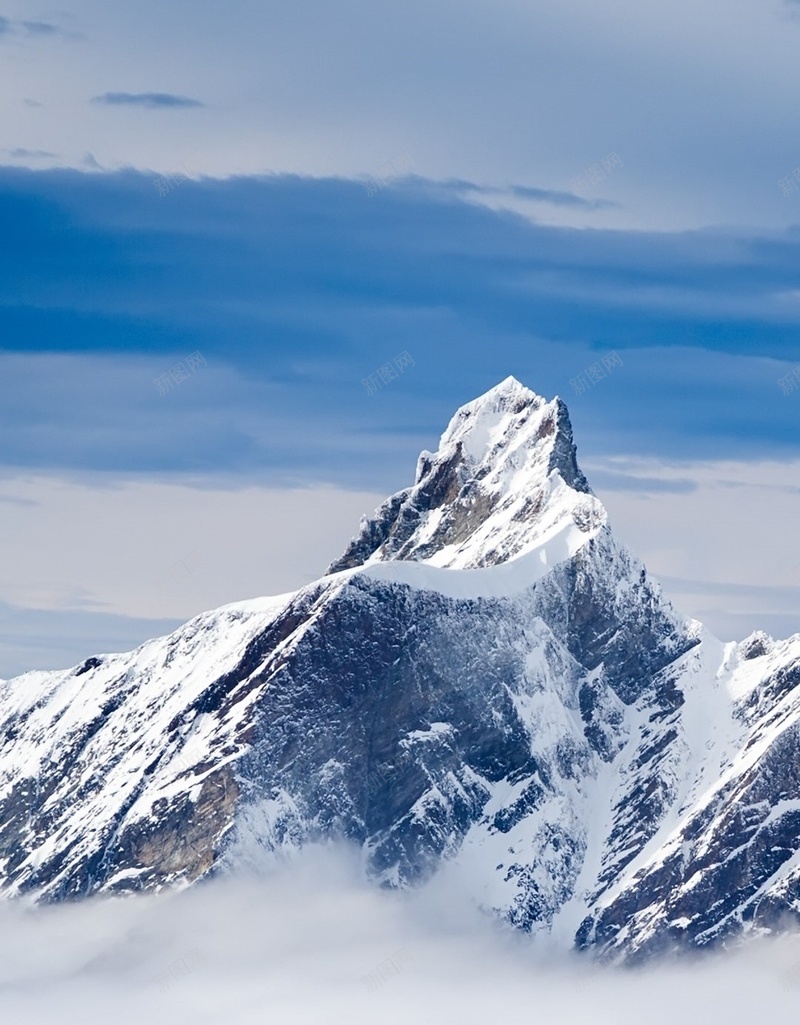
left=3, top=376, right=800, bottom=964
left=193, top=546, right=690, bottom=942
left=576, top=653, right=800, bottom=962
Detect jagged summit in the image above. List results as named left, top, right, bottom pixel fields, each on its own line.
left=442, top=373, right=534, bottom=425
left=437, top=376, right=589, bottom=492
left=328, top=377, right=600, bottom=572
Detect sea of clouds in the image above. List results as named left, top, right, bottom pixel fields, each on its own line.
left=1, top=844, right=799, bottom=1024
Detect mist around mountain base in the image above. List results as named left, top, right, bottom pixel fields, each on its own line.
left=1, top=843, right=799, bottom=1025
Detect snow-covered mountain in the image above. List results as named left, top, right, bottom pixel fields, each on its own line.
left=2, top=376, right=799, bottom=962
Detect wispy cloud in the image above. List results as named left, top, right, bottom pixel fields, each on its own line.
left=0, top=599, right=183, bottom=680
left=7, top=148, right=57, bottom=159
left=0, top=493, right=37, bottom=507
left=20, top=20, right=59, bottom=36
left=509, top=183, right=618, bottom=210
left=438, top=178, right=616, bottom=210
left=92, top=92, right=204, bottom=109
left=0, top=16, right=68, bottom=38
left=588, top=469, right=697, bottom=494
left=656, top=575, right=800, bottom=644
left=659, top=575, right=800, bottom=603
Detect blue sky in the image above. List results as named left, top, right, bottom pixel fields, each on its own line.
left=1, top=0, right=800, bottom=674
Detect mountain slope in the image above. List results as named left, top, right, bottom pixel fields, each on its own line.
left=576, top=631, right=800, bottom=960
left=1, top=376, right=799, bottom=961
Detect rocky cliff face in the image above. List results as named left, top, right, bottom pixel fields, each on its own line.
left=576, top=631, right=800, bottom=961
left=1, top=376, right=799, bottom=962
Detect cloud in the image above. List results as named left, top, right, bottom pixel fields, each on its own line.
left=1, top=0, right=800, bottom=232
left=510, top=183, right=619, bottom=210
left=0, top=492, right=37, bottom=507
left=437, top=179, right=616, bottom=211
left=0, top=166, right=798, bottom=660
left=659, top=574, right=800, bottom=604
left=656, top=574, right=800, bottom=647
left=0, top=16, right=69, bottom=38
left=585, top=469, right=697, bottom=494
left=92, top=92, right=204, bottom=109
left=7, top=149, right=56, bottom=159
left=584, top=456, right=800, bottom=640
left=0, top=167, right=799, bottom=490
left=1, top=843, right=800, bottom=1024
left=0, top=600, right=183, bottom=680
left=20, top=20, right=59, bottom=36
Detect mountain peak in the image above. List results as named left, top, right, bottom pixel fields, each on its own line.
left=436, top=376, right=543, bottom=463
left=434, top=378, right=587, bottom=490
left=462, top=374, right=533, bottom=406
left=328, top=378, right=603, bottom=573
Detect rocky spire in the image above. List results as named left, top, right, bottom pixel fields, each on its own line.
left=328, top=377, right=603, bottom=572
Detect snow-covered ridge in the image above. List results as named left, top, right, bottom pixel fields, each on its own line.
left=357, top=507, right=601, bottom=599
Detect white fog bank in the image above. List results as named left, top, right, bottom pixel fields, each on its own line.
left=1, top=845, right=800, bottom=1024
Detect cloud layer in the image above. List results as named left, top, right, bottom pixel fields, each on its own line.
left=4, top=0, right=800, bottom=230
left=2, top=845, right=800, bottom=1024
left=0, top=168, right=799, bottom=491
